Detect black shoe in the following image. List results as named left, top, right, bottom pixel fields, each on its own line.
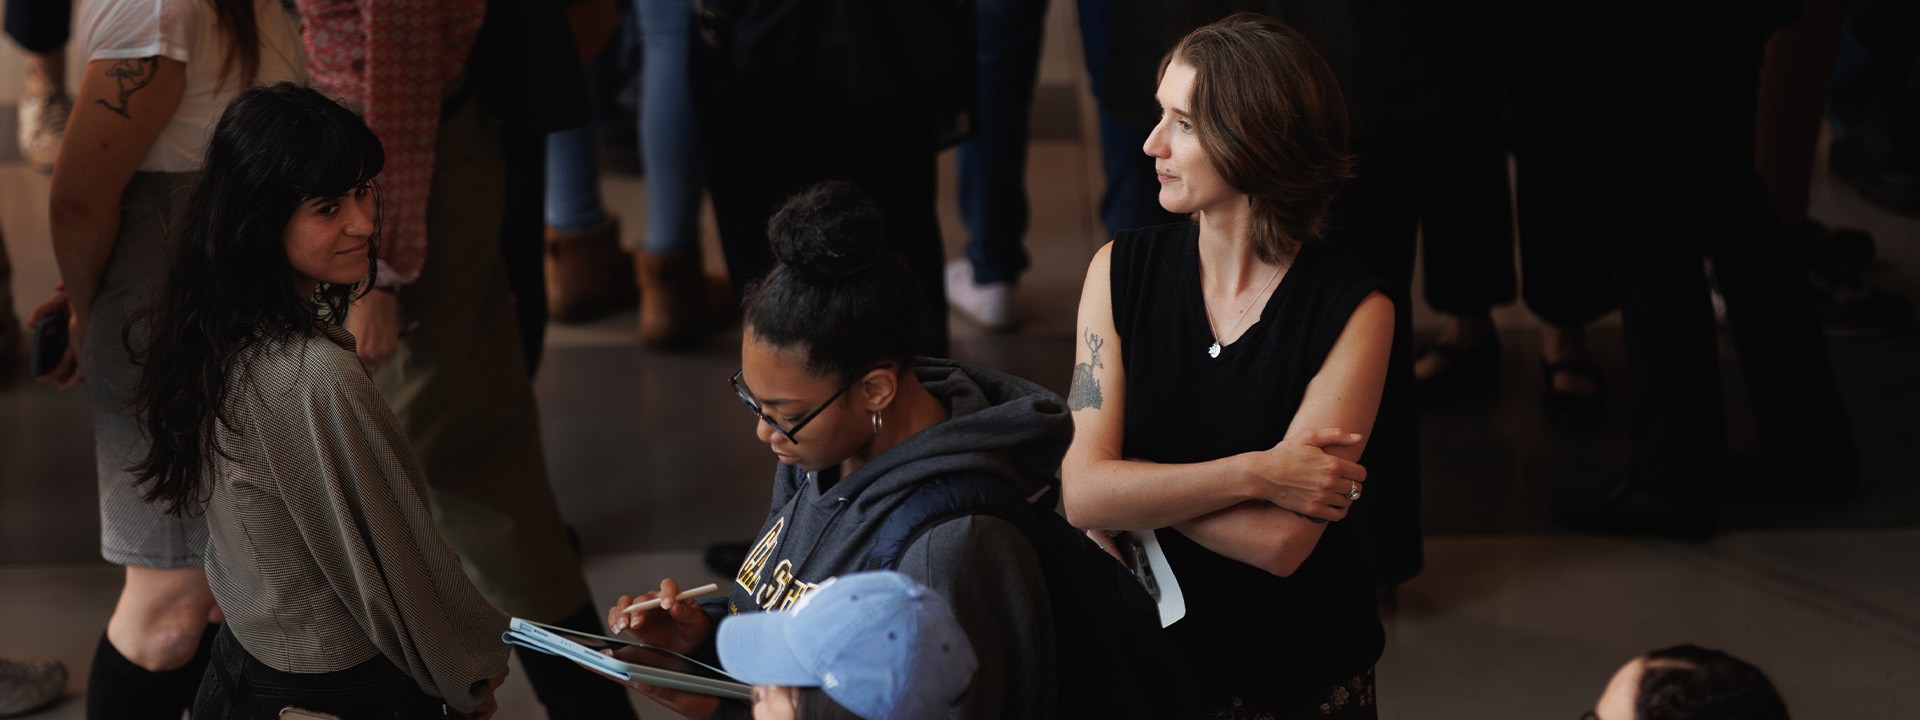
left=1542, top=359, right=1605, bottom=432
left=1555, top=477, right=1714, bottom=542
left=705, top=541, right=750, bottom=577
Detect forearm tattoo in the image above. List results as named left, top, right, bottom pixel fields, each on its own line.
left=1068, top=327, right=1105, bottom=411
left=95, top=58, right=159, bottom=119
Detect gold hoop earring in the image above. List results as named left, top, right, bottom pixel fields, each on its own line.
left=872, top=411, right=883, bottom=437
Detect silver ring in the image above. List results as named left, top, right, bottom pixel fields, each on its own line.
left=1345, top=481, right=1361, bottom=503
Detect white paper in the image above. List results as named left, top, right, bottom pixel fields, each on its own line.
left=1122, top=530, right=1186, bottom=627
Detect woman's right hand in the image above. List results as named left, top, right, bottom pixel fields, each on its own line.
left=608, top=578, right=713, bottom=655
left=1248, top=427, right=1368, bottom=521
left=27, top=289, right=83, bottom=389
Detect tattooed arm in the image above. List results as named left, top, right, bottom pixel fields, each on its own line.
left=1061, top=243, right=1363, bottom=536
left=47, top=57, right=186, bottom=353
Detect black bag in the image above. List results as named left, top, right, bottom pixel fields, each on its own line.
left=866, top=474, right=1200, bottom=719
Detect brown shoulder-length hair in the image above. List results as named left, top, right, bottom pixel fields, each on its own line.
left=1160, top=13, right=1353, bottom=264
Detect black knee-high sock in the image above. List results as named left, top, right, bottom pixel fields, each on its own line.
left=514, top=603, right=639, bottom=719
left=86, top=624, right=219, bottom=720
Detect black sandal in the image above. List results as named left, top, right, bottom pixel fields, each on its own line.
left=1414, top=335, right=1501, bottom=397
left=1542, top=359, right=1605, bottom=431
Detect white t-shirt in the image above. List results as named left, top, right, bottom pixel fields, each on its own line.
left=77, top=0, right=306, bottom=172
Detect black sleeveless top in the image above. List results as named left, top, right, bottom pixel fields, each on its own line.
left=1110, top=222, right=1387, bottom=698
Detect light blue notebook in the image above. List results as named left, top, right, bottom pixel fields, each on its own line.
left=503, top=618, right=753, bottom=701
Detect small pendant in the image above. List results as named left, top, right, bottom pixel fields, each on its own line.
left=1208, top=341, right=1222, bottom=358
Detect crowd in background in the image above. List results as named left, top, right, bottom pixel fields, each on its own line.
left=0, top=0, right=1913, bottom=717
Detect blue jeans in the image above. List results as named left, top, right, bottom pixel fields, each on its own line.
left=955, top=0, right=1172, bottom=285
left=546, top=125, right=609, bottom=233
left=956, top=0, right=1047, bottom=285
left=1077, top=0, right=1179, bottom=240
left=633, top=0, right=702, bottom=255
left=546, top=0, right=703, bottom=254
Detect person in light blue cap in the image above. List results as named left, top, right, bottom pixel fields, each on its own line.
left=716, top=571, right=979, bottom=720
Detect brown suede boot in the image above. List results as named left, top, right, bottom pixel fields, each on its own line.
left=545, top=217, right=638, bottom=322
left=634, top=248, right=712, bottom=350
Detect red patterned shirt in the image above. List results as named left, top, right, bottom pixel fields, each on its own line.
left=295, top=0, right=487, bottom=285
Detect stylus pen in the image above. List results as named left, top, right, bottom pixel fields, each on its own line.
left=621, top=583, right=721, bottom=614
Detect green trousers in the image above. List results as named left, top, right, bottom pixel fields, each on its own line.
left=373, top=97, right=592, bottom=623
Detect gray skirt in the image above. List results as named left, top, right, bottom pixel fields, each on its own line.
left=83, top=170, right=205, bottom=569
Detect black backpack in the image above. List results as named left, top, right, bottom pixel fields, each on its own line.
left=865, top=474, right=1200, bottom=719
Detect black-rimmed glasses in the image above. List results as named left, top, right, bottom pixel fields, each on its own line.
left=729, top=365, right=889, bottom=444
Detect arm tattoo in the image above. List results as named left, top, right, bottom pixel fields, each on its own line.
left=95, top=58, right=160, bottom=119
left=1068, top=327, right=1105, bottom=411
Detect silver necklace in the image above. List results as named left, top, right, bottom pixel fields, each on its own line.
left=1203, top=263, right=1283, bottom=358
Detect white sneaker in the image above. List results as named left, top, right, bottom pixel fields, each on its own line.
left=18, top=90, right=71, bottom=174
left=946, top=258, right=1017, bottom=333
left=0, top=658, right=66, bottom=716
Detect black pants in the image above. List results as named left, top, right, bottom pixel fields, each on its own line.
left=1419, top=0, right=1613, bottom=328
left=691, top=37, right=950, bottom=356
left=3, top=0, right=68, bottom=54
left=1581, top=0, right=1852, bottom=491
left=193, top=626, right=448, bottom=720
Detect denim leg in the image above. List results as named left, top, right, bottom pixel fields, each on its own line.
left=1078, top=0, right=1179, bottom=238
left=637, top=0, right=703, bottom=255
left=544, top=126, right=609, bottom=232
left=957, top=0, right=1047, bottom=285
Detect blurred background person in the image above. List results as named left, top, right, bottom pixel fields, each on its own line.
left=6, top=0, right=73, bottom=174
left=1557, top=0, right=1858, bottom=539
left=30, top=0, right=303, bottom=714
left=689, top=0, right=972, bottom=357
left=1412, top=0, right=1615, bottom=432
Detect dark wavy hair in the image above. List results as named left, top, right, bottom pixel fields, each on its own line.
left=130, top=82, right=384, bottom=515
left=1161, top=13, right=1353, bottom=264
left=1637, top=645, right=1790, bottom=720
left=743, top=181, right=923, bottom=383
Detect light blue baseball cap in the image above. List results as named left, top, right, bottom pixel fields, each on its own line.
left=716, top=571, right=979, bottom=720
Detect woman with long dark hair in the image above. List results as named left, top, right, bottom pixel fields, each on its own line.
left=1061, top=14, right=1395, bottom=719
left=130, top=82, right=509, bottom=718
left=25, top=0, right=300, bottom=714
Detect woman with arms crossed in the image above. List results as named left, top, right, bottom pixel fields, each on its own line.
left=131, top=83, right=508, bottom=718
left=1061, top=14, right=1394, bottom=719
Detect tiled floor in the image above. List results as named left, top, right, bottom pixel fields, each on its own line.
left=4, top=2, right=1919, bottom=718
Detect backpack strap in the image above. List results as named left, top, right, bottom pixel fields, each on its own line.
left=865, top=474, right=1048, bottom=572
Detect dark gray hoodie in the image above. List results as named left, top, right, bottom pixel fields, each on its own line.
left=714, top=359, right=1071, bottom=719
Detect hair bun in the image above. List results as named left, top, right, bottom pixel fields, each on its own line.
left=767, top=181, right=885, bottom=281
